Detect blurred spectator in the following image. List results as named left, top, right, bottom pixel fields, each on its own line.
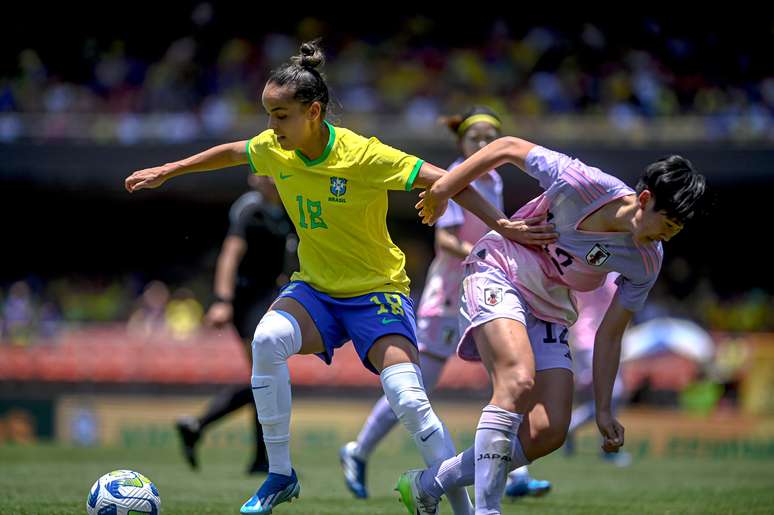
left=50, top=277, right=131, bottom=323
left=1, top=281, right=35, bottom=345
left=1, top=257, right=774, bottom=342
left=164, top=287, right=203, bottom=340
left=0, top=16, right=771, bottom=142
left=127, top=280, right=170, bottom=338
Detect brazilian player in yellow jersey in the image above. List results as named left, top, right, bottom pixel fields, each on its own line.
left=125, top=40, right=556, bottom=515
left=245, top=121, right=419, bottom=298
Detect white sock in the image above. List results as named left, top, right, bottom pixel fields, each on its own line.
left=568, top=400, right=595, bottom=434
left=426, top=434, right=532, bottom=497
left=250, top=310, right=301, bottom=476
left=355, top=353, right=445, bottom=459
left=381, top=362, right=473, bottom=514
left=474, top=405, right=523, bottom=515
left=354, top=396, right=396, bottom=459
left=508, top=465, right=530, bottom=482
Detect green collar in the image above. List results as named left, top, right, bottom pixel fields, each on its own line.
left=295, top=121, right=336, bottom=166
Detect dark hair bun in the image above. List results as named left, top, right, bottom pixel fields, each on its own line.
left=292, top=39, right=325, bottom=69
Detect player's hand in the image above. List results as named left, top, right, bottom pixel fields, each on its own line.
left=125, top=166, right=170, bottom=193
left=596, top=410, right=625, bottom=453
left=416, top=187, right=449, bottom=225
left=495, top=215, right=558, bottom=246
left=205, top=301, right=233, bottom=329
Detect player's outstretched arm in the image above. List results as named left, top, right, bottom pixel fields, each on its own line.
left=413, top=161, right=557, bottom=247
left=416, top=136, right=537, bottom=224
left=125, top=140, right=249, bottom=192
left=593, top=293, right=633, bottom=454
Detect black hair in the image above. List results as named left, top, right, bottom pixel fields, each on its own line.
left=636, top=155, right=706, bottom=224
left=267, top=39, right=329, bottom=117
left=439, top=105, right=501, bottom=138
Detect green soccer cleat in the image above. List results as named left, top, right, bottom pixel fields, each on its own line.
left=395, top=469, right=439, bottom=515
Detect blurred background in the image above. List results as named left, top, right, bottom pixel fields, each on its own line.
left=1, top=6, right=773, bottom=514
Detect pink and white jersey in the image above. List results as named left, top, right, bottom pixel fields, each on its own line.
left=466, top=146, right=662, bottom=327
left=570, top=273, right=619, bottom=351
left=416, top=158, right=503, bottom=318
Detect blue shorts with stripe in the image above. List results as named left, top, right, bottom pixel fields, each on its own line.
left=276, top=281, right=417, bottom=374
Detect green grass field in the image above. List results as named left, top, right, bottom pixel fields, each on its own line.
left=2, top=398, right=773, bottom=514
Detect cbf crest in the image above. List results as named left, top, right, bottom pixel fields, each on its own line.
left=329, top=177, right=347, bottom=203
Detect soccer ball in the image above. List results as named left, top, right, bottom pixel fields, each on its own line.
left=86, top=469, right=161, bottom=515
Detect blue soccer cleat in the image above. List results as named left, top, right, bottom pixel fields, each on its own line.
left=339, top=441, right=368, bottom=499
left=505, top=473, right=552, bottom=499
left=602, top=450, right=632, bottom=467
left=240, top=469, right=300, bottom=514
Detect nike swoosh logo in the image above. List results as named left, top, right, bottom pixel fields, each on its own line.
left=279, top=173, right=293, bottom=180
left=381, top=318, right=401, bottom=325
left=252, top=385, right=270, bottom=390
left=420, top=428, right=440, bottom=442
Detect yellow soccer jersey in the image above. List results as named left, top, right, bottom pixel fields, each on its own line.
left=246, top=121, right=423, bottom=297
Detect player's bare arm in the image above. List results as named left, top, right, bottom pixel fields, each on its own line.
left=417, top=136, right=537, bottom=224
left=593, top=293, right=633, bottom=453
left=414, top=161, right=557, bottom=246
left=125, top=140, right=249, bottom=192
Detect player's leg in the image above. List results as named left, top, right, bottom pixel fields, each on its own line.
left=369, top=336, right=472, bottom=515
left=176, top=296, right=270, bottom=471
left=341, top=351, right=445, bottom=498
left=412, top=368, right=572, bottom=510
left=416, top=367, right=569, bottom=503
left=353, top=314, right=451, bottom=462
left=357, top=351, right=446, bottom=458
left=241, top=285, right=330, bottom=514
left=514, top=367, right=574, bottom=459
left=413, top=314, right=573, bottom=511
left=175, top=385, right=255, bottom=470
left=250, top=295, right=325, bottom=472
left=343, top=291, right=470, bottom=513
left=468, top=317, right=535, bottom=514
left=236, top=296, right=275, bottom=474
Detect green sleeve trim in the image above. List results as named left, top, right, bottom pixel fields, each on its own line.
left=245, top=139, right=258, bottom=174
left=295, top=120, right=336, bottom=166
left=405, top=158, right=424, bottom=191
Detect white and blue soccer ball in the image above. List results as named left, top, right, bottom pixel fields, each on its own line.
left=86, top=469, right=161, bottom=515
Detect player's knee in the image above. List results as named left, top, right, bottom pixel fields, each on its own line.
left=395, top=387, right=429, bottom=416
left=513, top=371, right=535, bottom=394
left=381, top=363, right=439, bottom=435
left=494, top=367, right=535, bottom=404
left=251, top=330, right=277, bottom=366
left=534, top=424, right=568, bottom=456
left=251, top=310, right=301, bottom=366
left=390, top=388, right=434, bottom=435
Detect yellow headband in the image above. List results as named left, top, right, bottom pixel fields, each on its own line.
left=457, top=114, right=501, bottom=135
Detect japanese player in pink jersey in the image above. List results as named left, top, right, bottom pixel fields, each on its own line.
left=397, top=136, right=706, bottom=514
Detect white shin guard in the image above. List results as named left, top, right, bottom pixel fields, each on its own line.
left=380, top=363, right=454, bottom=464
left=251, top=310, right=302, bottom=476
left=381, top=362, right=474, bottom=514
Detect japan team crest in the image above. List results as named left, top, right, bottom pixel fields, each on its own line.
left=586, top=243, right=611, bottom=266
left=484, top=287, right=503, bottom=306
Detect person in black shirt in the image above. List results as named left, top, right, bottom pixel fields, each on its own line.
left=176, top=174, right=297, bottom=474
